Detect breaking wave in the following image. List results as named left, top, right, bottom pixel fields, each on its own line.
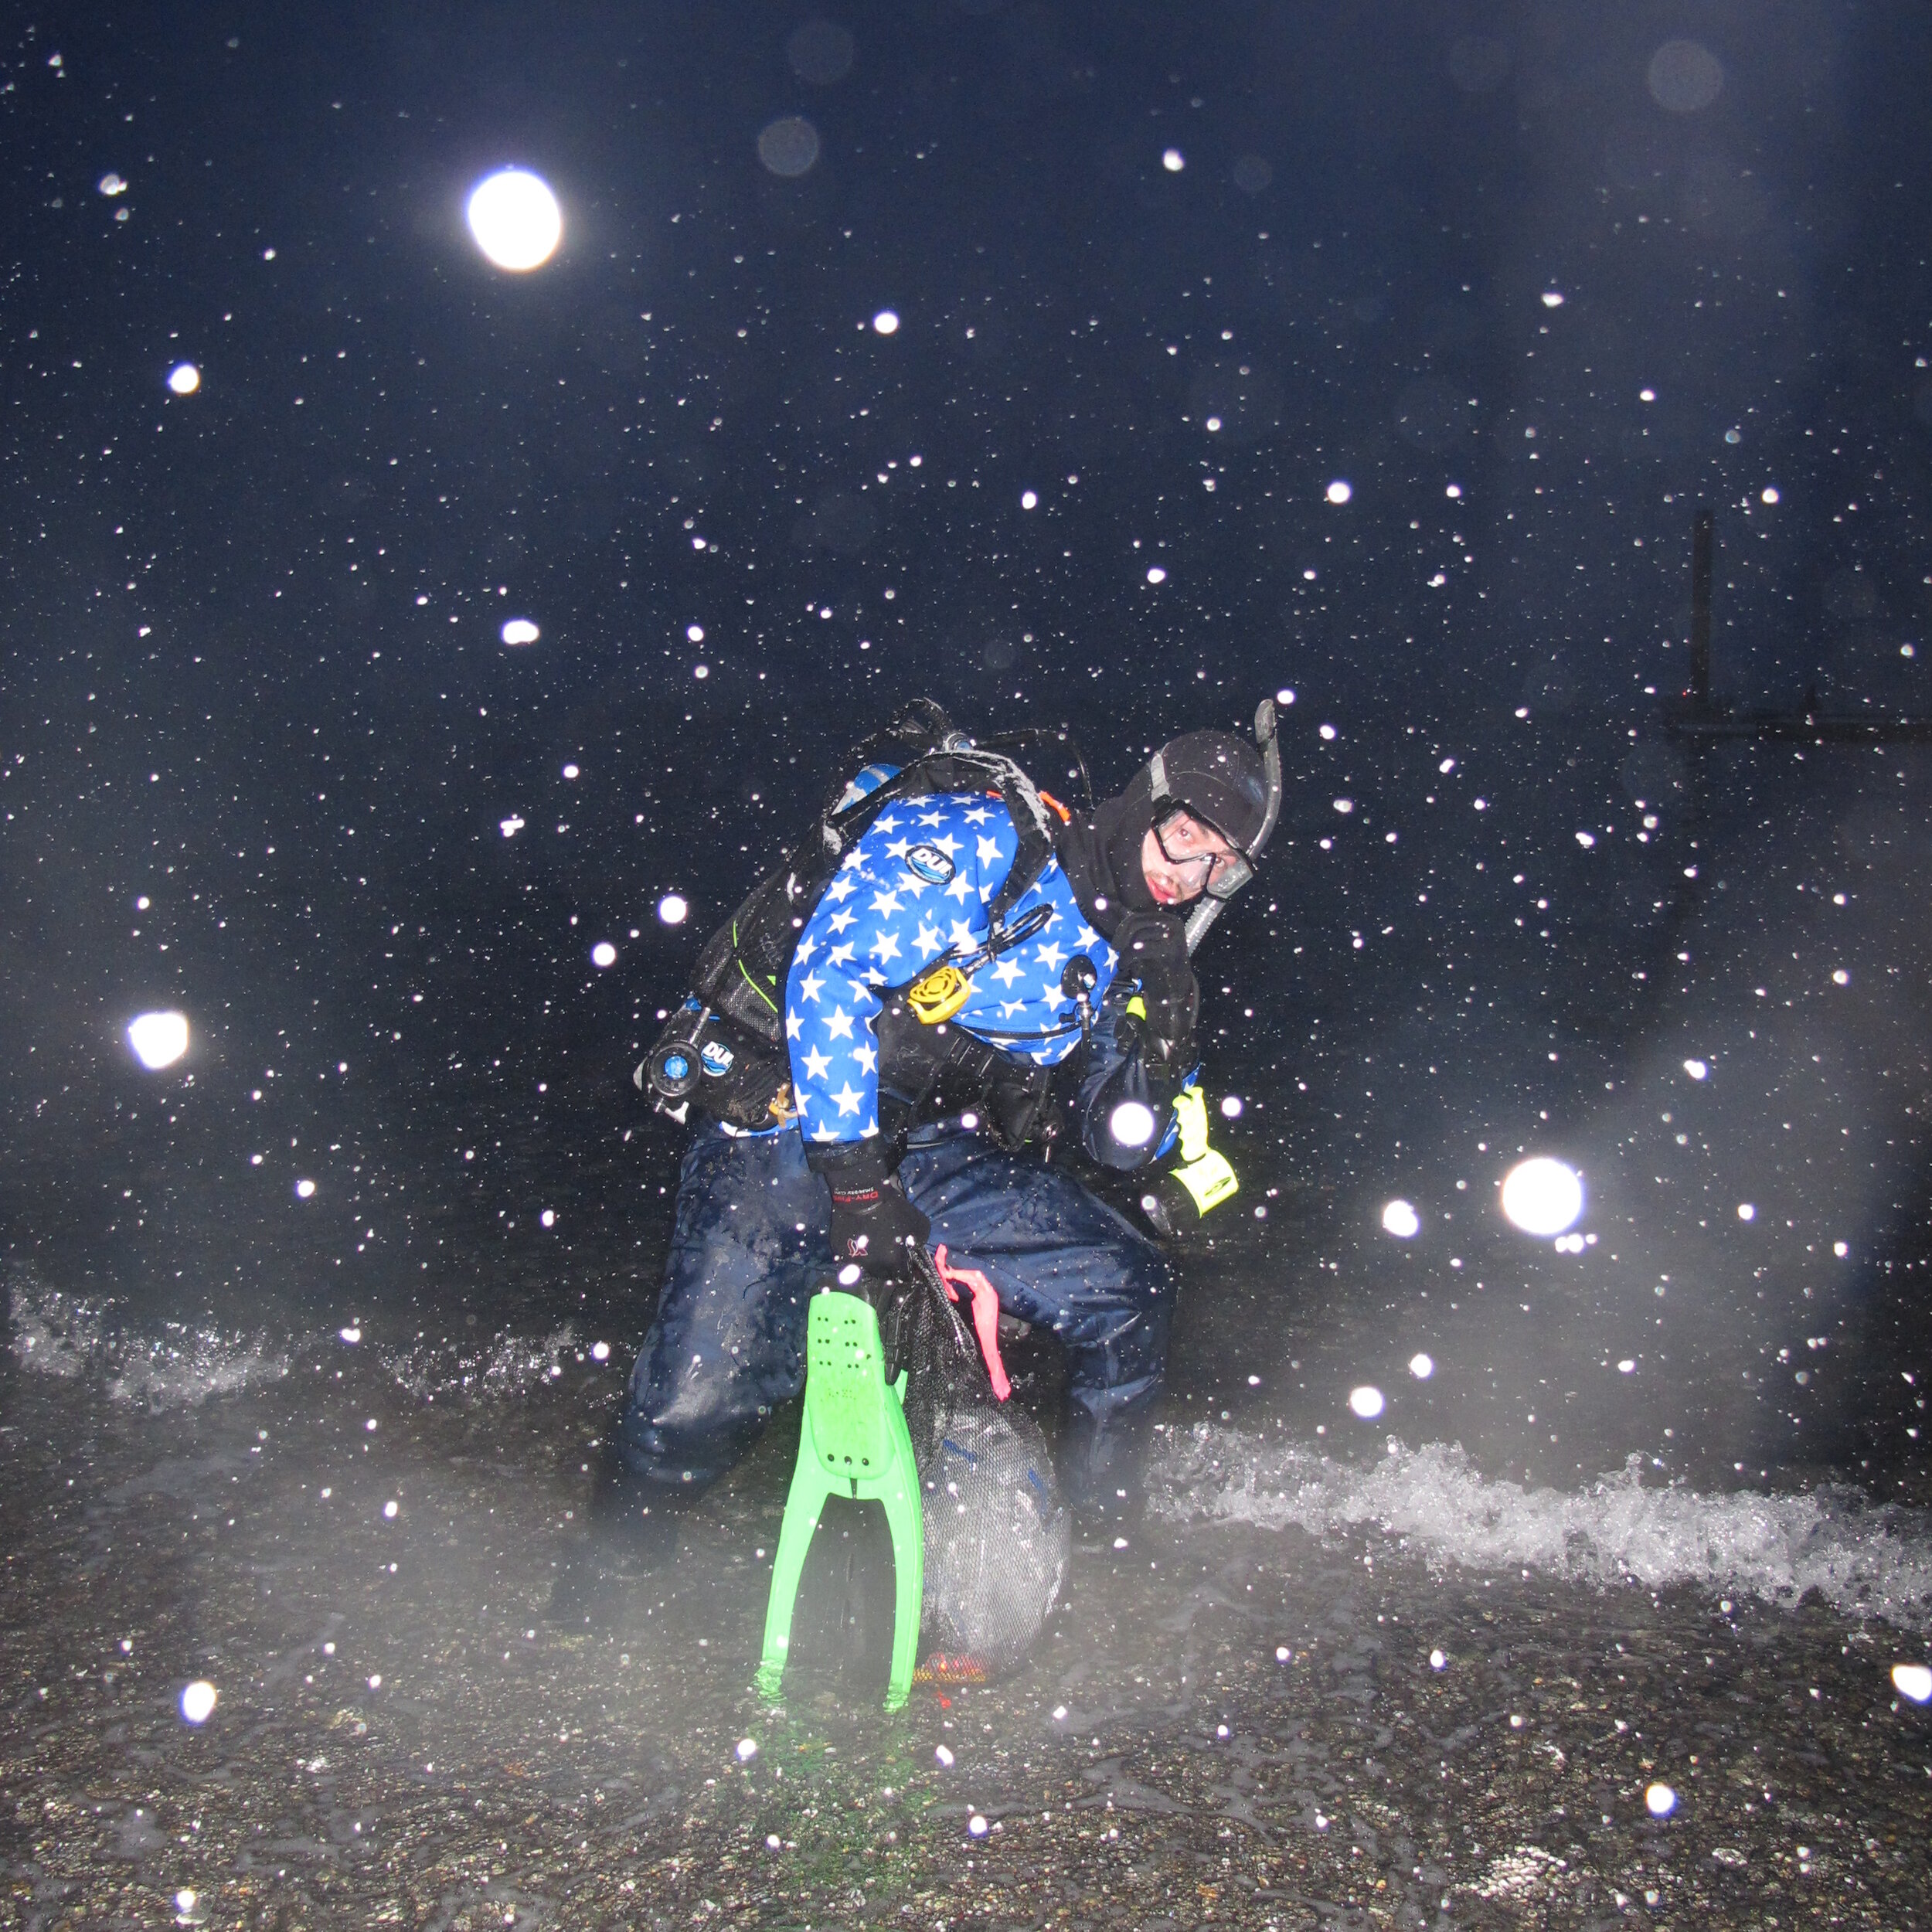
left=1154, top=1425, right=1932, bottom=1630
left=8, top=1270, right=619, bottom=1412
left=8, top=1274, right=289, bottom=1408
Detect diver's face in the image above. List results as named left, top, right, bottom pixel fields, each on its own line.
left=1139, top=811, right=1240, bottom=907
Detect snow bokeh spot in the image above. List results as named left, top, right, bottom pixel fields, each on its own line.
left=466, top=169, right=562, bottom=270
left=1500, top=1158, right=1583, bottom=1236
left=128, top=1012, right=189, bottom=1070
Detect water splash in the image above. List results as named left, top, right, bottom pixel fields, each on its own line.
left=1154, top=1426, right=1932, bottom=1629
left=9, top=1276, right=100, bottom=1379
left=9, top=1268, right=614, bottom=1415
left=385, top=1321, right=600, bottom=1402
left=9, top=1274, right=287, bottom=1407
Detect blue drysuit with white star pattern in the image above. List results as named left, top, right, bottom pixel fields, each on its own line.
left=784, top=794, right=1118, bottom=1145
left=617, top=791, right=1175, bottom=1519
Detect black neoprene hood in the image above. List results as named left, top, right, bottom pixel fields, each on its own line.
left=1148, top=730, right=1274, bottom=857
left=1056, top=726, right=1275, bottom=936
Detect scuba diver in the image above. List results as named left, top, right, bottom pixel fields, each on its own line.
left=565, top=700, right=1281, bottom=1600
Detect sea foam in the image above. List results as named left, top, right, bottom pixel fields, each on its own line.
left=1155, top=1425, right=1932, bottom=1629
left=9, top=1274, right=287, bottom=1408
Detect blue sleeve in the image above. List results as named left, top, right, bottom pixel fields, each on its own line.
left=1073, top=992, right=1194, bottom=1170
left=785, top=794, right=1001, bottom=1148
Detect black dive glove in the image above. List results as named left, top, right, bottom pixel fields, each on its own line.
left=1113, top=910, right=1199, bottom=1055
left=808, top=1143, right=931, bottom=1280
left=828, top=1176, right=931, bottom=1278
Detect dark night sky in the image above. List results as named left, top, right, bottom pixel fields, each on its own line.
left=5, top=2, right=1932, bottom=1485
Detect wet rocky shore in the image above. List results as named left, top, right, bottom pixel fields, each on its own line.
left=3, top=1342, right=1929, bottom=1931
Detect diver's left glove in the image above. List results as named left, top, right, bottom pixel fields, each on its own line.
left=828, top=1176, right=931, bottom=1278
left=1138, top=1086, right=1240, bottom=1239
left=809, top=1143, right=931, bottom=1280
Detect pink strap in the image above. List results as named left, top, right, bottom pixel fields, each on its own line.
left=932, top=1244, right=1012, bottom=1403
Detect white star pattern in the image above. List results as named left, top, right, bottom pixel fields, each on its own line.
left=784, top=787, right=1123, bottom=1147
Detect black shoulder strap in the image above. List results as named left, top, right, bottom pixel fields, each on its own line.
left=984, top=761, right=1057, bottom=929
left=862, top=747, right=1058, bottom=932
left=803, top=707, right=1060, bottom=934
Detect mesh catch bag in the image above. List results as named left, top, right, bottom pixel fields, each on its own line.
left=882, top=1254, right=1070, bottom=1680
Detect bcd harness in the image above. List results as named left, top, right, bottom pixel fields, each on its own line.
left=636, top=701, right=1244, bottom=1230
left=637, top=702, right=1080, bottom=1134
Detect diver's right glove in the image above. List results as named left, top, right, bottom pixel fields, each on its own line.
left=827, top=1174, right=931, bottom=1278
left=1111, top=910, right=1199, bottom=1056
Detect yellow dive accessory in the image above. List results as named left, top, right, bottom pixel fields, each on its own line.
left=1167, top=1087, right=1238, bottom=1215
left=1123, top=997, right=1237, bottom=1216
left=906, top=962, right=972, bottom=1025
left=900, top=905, right=1053, bottom=1028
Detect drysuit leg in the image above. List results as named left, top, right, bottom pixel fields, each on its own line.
left=614, top=1124, right=829, bottom=1497
left=900, top=1134, right=1175, bottom=1517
